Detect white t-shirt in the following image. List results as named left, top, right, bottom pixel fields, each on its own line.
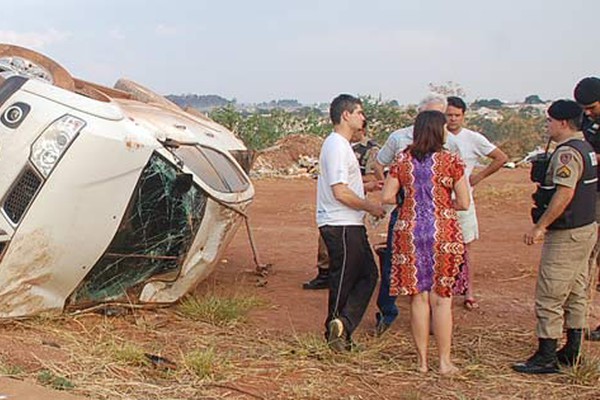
left=316, top=132, right=365, bottom=227
left=446, top=128, right=497, bottom=178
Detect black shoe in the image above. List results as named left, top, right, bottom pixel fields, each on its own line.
left=375, top=312, right=392, bottom=337
left=557, top=329, right=583, bottom=366
left=302, top=268, right=329, bottom=290
left=512, top=338, right=559, bottom=374
left=585, top=325, right=600, bottom=342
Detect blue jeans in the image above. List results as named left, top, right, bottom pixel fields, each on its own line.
left=376, top=208, right=399, bottom=325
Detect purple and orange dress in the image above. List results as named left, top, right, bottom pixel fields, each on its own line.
left=389, top=150, right=465, bottom=298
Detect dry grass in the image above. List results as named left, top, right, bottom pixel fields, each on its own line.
left=0, top=295, right=599, bottom=399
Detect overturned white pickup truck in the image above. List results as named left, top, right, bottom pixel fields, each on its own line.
left=0, top=44, right=255, bottom=317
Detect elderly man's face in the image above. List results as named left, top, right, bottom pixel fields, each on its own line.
left=583, top=101, right=600, bottom=120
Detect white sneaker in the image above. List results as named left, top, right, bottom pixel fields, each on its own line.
left=327, top=318, right=346, bottom=352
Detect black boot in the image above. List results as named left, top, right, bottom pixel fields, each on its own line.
left=557, top=329, right=583, bottom=366
left=586, top=325, right=600, bottom=341
left=512, top=338, right=559, bottom=374
left=302, top=268, right=329, bottom=290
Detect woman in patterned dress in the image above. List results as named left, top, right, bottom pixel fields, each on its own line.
left=381, top=110, right=470, bottom=374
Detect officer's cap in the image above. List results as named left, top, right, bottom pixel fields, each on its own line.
left=574, top=77, right=600, bottom=106
left=548, top=100, right=582, bottom=121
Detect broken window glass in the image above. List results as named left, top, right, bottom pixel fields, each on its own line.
left=67, top=153, right=208, bottom=305
left=173, top=145, right=249, bottom=193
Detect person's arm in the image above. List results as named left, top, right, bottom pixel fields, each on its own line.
left=470, top=147, right=509, bottom=187
left=374, top=133, right=400, bottom=180
left=524, top=185, right=574, bottom=245
left=374, top=160, right=386, bottom=180
left=453, top=175, right=470, bottom=210
left=381, top=175, right=400, bottom=205
left=331, top=183, right=385, bottom=217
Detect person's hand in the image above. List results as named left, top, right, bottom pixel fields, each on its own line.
left=364, top=180, right=384, bottom=192
left=524, top=226, right=545, bottom=245
left=367, top=201, right=386, bottom=218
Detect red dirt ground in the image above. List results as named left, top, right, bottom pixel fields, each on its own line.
left=3, top=167, right=600, bottom=398
left=219, top=167, right=576, bottom=336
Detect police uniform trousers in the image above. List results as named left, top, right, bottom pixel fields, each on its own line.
left=535, top=222, right=597, bottom=339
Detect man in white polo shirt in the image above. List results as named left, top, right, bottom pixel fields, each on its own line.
left=445, top=96, right=508, bottom=310
left=318, top=94, right=385, bottom=352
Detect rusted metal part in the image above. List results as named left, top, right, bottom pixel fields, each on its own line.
left=0, top=43, right=75, bottom=91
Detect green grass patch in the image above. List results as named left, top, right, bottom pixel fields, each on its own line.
left=178, top=294, right=263, bottom=325
left=111, top=343, right=150, bottom=367
left=37, top=369, right=74, bottom=390
left=0, top=360, right=24, bottom=377
left=185, top=348, right=216, bottom=379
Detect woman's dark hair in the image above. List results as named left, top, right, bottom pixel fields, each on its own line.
left=407, top=110, right=447, bottom=161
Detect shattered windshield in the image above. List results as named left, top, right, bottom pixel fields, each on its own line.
left=68, top=154, right=208, bottom=305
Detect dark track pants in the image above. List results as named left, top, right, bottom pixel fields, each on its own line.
left=319, top=225, right=378, bottom=337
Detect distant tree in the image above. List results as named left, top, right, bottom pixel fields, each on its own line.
left=524, top=94, right=544, bottom=104
left=428, top=81, right=466, bottom=98
left=471, top=98, right=504, bottom=109
left=468, top=109, right=545, bottom=158
left=166, top=94, right=231, bottom=110
left=360, top=96, right=415, bottom=145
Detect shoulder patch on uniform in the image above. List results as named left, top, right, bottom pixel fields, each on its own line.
left=556, top=165, right=572, bottom=179
left=559, top=153, right=572, bottom=165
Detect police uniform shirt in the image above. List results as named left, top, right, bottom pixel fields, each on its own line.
left=582, top=116, right=600, bottom=152
left=544, top=136, right=585, bottom=190
left=581, top=116, right=600, bottom=191
left=352, top=139, right=380, bottom=176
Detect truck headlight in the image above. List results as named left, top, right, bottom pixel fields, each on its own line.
left=30, top=115, right=86, bottom=178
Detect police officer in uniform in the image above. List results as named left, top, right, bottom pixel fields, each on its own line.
left=513, top=100, right=598, bottom=374
left=574, top=77, right=600, bottom=340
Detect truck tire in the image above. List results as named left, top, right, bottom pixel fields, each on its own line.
left=114, top=78, right=181, bottom=112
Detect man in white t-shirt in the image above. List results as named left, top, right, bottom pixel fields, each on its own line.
left=445, top=96, right=508, bottom=310
left=318, top=94, right=385, bottom=352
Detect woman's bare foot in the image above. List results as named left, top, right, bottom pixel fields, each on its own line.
left=417, top=355, right=428, bottom=373
left=439, top=361, right=459, bottom=375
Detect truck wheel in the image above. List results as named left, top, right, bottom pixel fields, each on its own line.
left=114, top=78, right=181, bottom=112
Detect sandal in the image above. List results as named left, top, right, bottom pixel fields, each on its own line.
left=463, top=298, right=479, bottom=311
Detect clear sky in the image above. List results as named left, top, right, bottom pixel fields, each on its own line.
left=0, top=0, right=597, bottom=105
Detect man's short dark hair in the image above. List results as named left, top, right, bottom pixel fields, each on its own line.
left=548, top=100, right=583, bottom=131
left=574, top=77, right=600, bottom=106
left=447, top=96, right=467, bottom=113
left=330, top=94, right=362, bottom=125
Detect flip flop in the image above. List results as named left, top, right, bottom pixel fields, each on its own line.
left=464, top=298, right=479, bottom=311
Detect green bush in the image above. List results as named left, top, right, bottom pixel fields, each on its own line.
left=210, top=100, right=545, bottom=159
